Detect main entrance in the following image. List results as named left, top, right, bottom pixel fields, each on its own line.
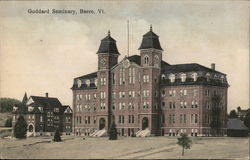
left=142, top=117, right=149, bottom=130
left=99, top=118, right=105, bottom=130
left=28, top=124, right=34, bottom=132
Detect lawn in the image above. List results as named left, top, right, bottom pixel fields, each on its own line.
left=0, top=136, right=249, bottom=159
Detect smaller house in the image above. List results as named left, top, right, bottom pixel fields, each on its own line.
left=12, top=92, right=73, bottom=137
left=227, top=118, right=249, bottom=137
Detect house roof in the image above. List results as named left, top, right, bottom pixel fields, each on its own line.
left=227, top=118, right=248, bottom=130
left=161, top=63, right=224, bottom=75
left=97, top=31, right=120, bottom=55
left=127, top=55, right=170, bottom=66
left=29, top=96, right=62, bottom=109
left=138, top=26, right=163, bottom=51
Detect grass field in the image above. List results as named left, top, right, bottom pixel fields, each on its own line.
left=0, top=136, right=249, bottom=159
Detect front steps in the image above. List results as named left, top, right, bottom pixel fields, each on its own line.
left=90, top=129, right=107, bottom=137
left=136, top=128, right=150, bottom=137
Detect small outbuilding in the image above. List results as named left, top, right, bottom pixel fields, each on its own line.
left=227, top=118, right=249, bottom=137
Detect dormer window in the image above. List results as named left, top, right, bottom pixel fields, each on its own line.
left=77, top=79, right=82, bottom=88
left=144, top=55, right=149, bottom=66
left=180, top=73, right=186, bottom=82
left=161, top=74, right=166, bottom=80
left=206, top=73, right=210, bottom=82
left=38, top=107, right=43, bottom=112
left=169, top=74, right=175, bottom=83
left=94, top=79, right=98, bottom=86
left=28, top=106, right=34, bottom=112
left=192, top=72, right=198, bottom=82
left=86, top=79, right=91, bottom=87
left=214, top=74, right=218, bottom=79
left=221, top=75, right=225, bottom=83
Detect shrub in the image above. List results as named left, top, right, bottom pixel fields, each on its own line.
left=14, top=115, right=27, bottom=139
left=53, top=128, right=62, bottom=142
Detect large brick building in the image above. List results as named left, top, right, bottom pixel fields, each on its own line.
left=12, top=93, right=73, bottom=136
left=72, top=26, right=229, bottom=137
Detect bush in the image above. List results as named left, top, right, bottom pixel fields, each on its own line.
left=4, top=117, right=12, bottom=127
left=53, top=129, right=62, bottom=142
left=108, top=120, right=117, bottom=140
left=14, top=115, right=27, bottom=139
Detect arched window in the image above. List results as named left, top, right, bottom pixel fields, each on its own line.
left=180, top=73, right=186, bottom=82
left=191, top=72, right=198, bottom=82
left=85, top=79, right=90, bottom=87
left=161, top=74, right=166, bottom=80
left=144, top=55, right=149, bottom=66
left=169, top=74, right=175, bottom=83
left=221, top=75, right=225, bottom=83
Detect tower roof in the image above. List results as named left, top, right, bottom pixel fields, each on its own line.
left=139, top=25, right=163, bottom=51
left=97, top=31, right=120, bottom=55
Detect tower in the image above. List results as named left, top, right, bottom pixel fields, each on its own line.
left=139, top=25, right=163, bottom=135
left=96, top=31, right=120, bottom=130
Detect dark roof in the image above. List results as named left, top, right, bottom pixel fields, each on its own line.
left=97, top=31, right=120, bottom=55
left=22, top=92, right=28, bottom=104
left=127, top=55, right=141, bottom=65
left=227, top=118, right=248, bottom=130
left=139, top=27, right=163, bottom=51
left=127, top=55, right=170, bottom=66
left=75, top=72, right=97, bottom=80
left=30, top=96, right=62, bottom=109
left=61, top=105, right=73, bottom=114
left=161, top=63, right=225, bottom=75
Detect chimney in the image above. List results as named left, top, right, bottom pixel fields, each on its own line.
left=45, top=93, right=49, bottom=98
left=211, top=63, right=215, bottom=70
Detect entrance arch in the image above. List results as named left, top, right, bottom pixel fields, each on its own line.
left=99, top=118, right=105, bottom=130
left=28, top=124, right=34, bottom=132
left=142, top=117, right=149, bottom=130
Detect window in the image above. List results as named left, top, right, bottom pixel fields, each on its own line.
left=183, top=90, right=187, bottom=96
left=112, top=73, right=115, bottom=84
left=144, top=55, right=149, bottom=66
left=112, top=92, right=116, bottom=99
left=129, top=68, right=132, bottom=83
left=132, top=91, right=135, bottom=98
left=169, top=74, right=175, bottom=83
left=162, top=90, right=165, bottom=97
left=183, top=114, right=186, bottom=123
left=221, top=75, right=225, bottom=83
left=205, top=89, right=210, bottom=97
left=162, top=114, right=165, bottom=123
left=162, top=101, right=165, bottom=107
left=143, top=102, right=149, bottom=109
left=195, top=114, right=198, bottom=123
left=161, top=74, right=166, bottom=80
left=86, top=79, right=91, bottom=87
left=119, top=68, right=125, bottom=84
left=143, top=75, right=149, bottom=83
left=206, top=73, right=210, bottom=81
left=192, top=72, right=198, bottom=81
left=154, top=55, right=159, bottom=67
left=128, top=115, right=135, bottom=123
left=193, top=89, right=198, bottom=97
left=94, top=93, right=97, bottom=99
left=180, top=73, right=186, bottom=82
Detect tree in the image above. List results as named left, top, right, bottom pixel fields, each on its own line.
left=0, top=98, right=21, bottom=112
left=108, top=120, right=118, bottom=140
left=243, top=109, right=250, bottom=129
left=53, top=128, right=62, bottom=142
left=177, top=133, right=192, bottom=156
left=14, top=115, right=27, bottom=139
left=4, top=117, right=12, bottom=127
left=228, top=110, right=238, bottom=118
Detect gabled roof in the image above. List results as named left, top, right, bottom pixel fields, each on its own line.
left=29, top=96, right=62, bottom=109
left=97, top=31, right=120, bottom=55
left=227, top=118, right=248, bottom=130
left=139, top=26, right=163, bottom=51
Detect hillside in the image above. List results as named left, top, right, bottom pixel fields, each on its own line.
left=0, top=112, right=12, bottom=127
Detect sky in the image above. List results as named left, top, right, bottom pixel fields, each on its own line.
left=0, top=1, right=249, bottom=111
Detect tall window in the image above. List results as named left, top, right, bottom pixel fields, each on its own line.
left=129, top=68, right=132, bottom=83
left=154, top=55, right=159, bottom=67
left=144, top=55, right=149, bottom=66
left=112, top=73, right=115, bottom=84
left=132, top=68, right=135, bottom=83
left=120, top=68, right=125, bottom=84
